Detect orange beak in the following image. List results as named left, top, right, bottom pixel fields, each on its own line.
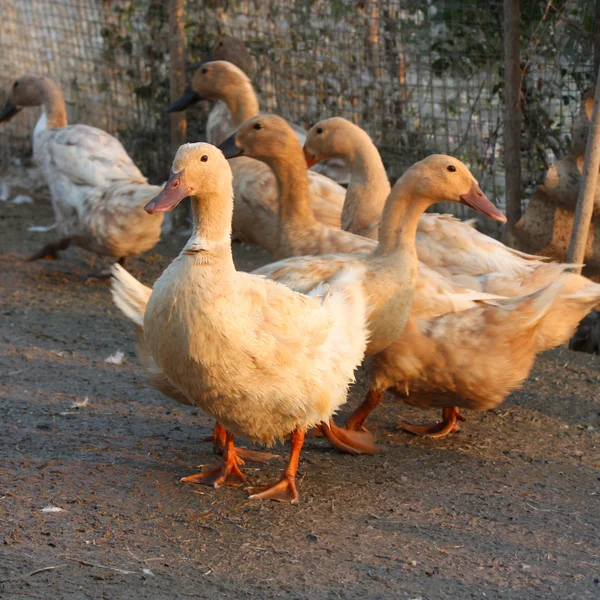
left=459, top=181, right=507, bottom=223
left=303, top=147, right=319, bottom=168
left=144, top=169, right=192, bottom=214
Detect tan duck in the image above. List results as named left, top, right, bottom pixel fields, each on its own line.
left=346, top=273, right=600, bottom=437
left=166, top=60, right=345, bottom=244
left=110, top=155, right=505, bottom=461
left=303, top=117, right=547, bottom=281
left=199, top=36, right=350, bottom=183
left=112, top=142, right=376, bottom=503
left=0, top=74, right=163, bottom=268
left=219, top=114, right=506, bottom=354
left=217, top=114, right=382, bottom=258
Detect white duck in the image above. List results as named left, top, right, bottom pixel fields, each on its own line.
left=303, top=117, right=547, bottom=281
left=0, top=74, right=163, bottom=268
left=115, top=142, right=375, bottom=503
left=166, top=60, right=345, bottom=246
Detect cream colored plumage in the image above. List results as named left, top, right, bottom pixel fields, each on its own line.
left=218, top=114, right=373, bottom=258
left=167, top=60, right=345, bottom=244
left=220, top=116, right=506, bottom=354
left=303, top=117, right=547, bottom=283
left=0, top=74, right=163, bottom=264
left=347, top=273, right=600, bottom=436
left=113, top=142, right=373, bottom=503
left=301, top=120, right=595, bottom=436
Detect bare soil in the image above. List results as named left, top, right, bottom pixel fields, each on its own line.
left=1, top=181, right=599, bottom=599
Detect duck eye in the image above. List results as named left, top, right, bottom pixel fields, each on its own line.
left=447, top=165, right=457, bottom=172
left=316, top=127, right=323, bottom=135
left=201, top=68, right=208, bottom=74
left=253, top=123, right=263, bottom=131
left=218, top=41, right=223, bottom=46
left=13, top=81, right=19, bottom=89
left=201, top=155, right=209, bottom=162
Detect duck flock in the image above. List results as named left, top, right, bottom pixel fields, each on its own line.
left=1, top=38, right=599, bottom=504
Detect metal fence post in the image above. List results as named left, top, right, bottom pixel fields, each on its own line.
left=169, top=0, right=188, bottom=231
left=566, top=66, right=600, bottom=272
left=503, top=0, right=522, bottom=233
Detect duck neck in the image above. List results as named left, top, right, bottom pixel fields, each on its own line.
left=343, top=137, right=390, bottom=233
left=39, top=78, right=68, bottom=129
left=373, top=190, right=433, bottom=259
left=269, top=148, right=319, bottom=228
left=224, top=81, right=260, bottom=129
left=184, top=192, right=235, bottom=266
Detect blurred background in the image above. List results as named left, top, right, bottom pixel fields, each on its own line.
left=0, top=0, right=596, bottom=221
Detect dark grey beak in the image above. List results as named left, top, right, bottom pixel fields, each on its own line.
left=166, top=87, right=203, bottom=113
left=217, top=132, right=244, bottom=159
left=0, top=99, right=21, bottom=124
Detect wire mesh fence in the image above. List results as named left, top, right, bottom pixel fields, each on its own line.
left=0, top=0, right=596, bottom=224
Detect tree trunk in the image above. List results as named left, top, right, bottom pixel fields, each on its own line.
left=503, top=0, right=522, bottom=233
left=567, top=64, right=600, bottom=271
left=169, top=0, right=188, bottom=232
left=594, top=0, right=600, bottom=79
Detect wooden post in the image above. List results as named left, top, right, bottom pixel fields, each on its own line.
left=169, top=0, right=188, bottom=231
left=566, top=66, right=600, bottom=272
left=594, top=0, right=600, bottom=77
left=503, top=0, right=522, bottom=231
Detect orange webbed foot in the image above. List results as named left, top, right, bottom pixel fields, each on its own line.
left=320, top=419, right=380, bottom=455
left=398, top=407, right=466, bottom=438
left=180, top=461, right=247, bottom=488
left=247, top=476, right=299, bottom=504
left=246, top=429, right=305, bottom=503
left=181, top=430, right=247, bottom=488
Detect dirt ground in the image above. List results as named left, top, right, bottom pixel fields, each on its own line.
left=1, top=177, right=600, bottom=600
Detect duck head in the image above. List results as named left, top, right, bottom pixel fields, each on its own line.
left=217, top=114, right=298, bottom=164
left=144, top=142, right=232, bottom=214
left=402, top=154, right=506, bottom=222
left=0, top=74, right=50, bottom=124
left=303, top=117, right=363, bottom=167
left=167, top=60, right=251, bottom=113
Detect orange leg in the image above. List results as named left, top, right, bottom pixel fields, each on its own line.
left=345, top=390, right=385, bottom=432
left=206, top=422, right=280, bottom=464
left=397, top=407, right=466, bottom=438
left=205, top=422, right=227, bottom=454
left=247, top=429, right=305, bottom=503
left=181, top=430, right=247, bottom=488
left=320, top=419, right=380, bottom=455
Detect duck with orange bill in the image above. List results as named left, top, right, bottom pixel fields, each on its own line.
left=113, top=141, right=375, bottom=503
left=302, top=116, right=547, bottom=286
left=164, top=59, right=346, bottom=247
